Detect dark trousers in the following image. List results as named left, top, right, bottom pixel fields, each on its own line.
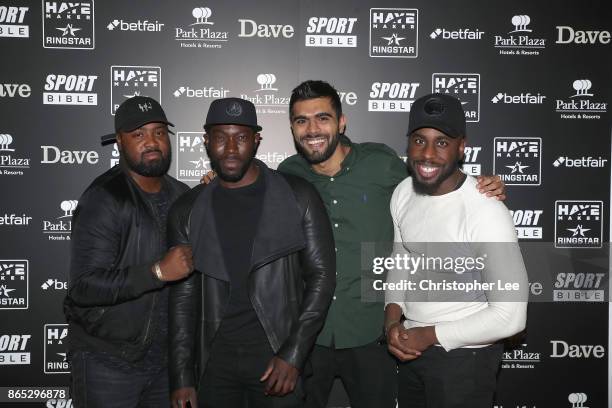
left=305, top=340, right=397, bottom=408
left=70, top=351, right=169, bottom=408
left=397, top=344, right=503, bottom=408
left=199, top=341, right=304, bottom=408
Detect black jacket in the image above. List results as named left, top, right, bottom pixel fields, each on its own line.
left=168, top=161, right=336, bottom=391
left=64, top=164, right=188, bottom=362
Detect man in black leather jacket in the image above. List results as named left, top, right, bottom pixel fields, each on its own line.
left=168, top=97, right=336, bottom=408
left=64, top=96, right=194, bottom=407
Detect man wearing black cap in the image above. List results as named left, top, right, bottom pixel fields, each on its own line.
left=168, top=97, right=336, bottom=408
left=384, top=93, right=528, bottom=407
left=64, top=96, right=194, bottom=407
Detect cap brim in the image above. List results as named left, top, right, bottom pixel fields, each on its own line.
left=408, top=123, right=462, bottom=139
left=122, top=119, right=174, bottom=133
left=203, top=123, right=262, bottom=132
left=100, top=133, right=117, bottom=146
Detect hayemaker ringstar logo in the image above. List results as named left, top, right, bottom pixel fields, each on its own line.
left=305, top=16, right=357, bottom=47
left=42, top=0, right=94, bottom=49
left=493, top=14, right=546, bottom=56
left=0, top=5, right=29, bottom=38
left=44, top=324, right=69, bottom=374
left=494, top=137, right=541, bottom=186
left=432, top=73, right=480, bottom=122
left=176, top=132, right=210, bottom=184
left=110, top=66, right=161, bottom=115
left=369, top=8, right=418, bottom=58
left=0, top=260, right=28, bottom=310
left=555, top=79, right=608, bottom=120
left=174, top=6, right=228, bottom=49
left=555, top=200, right=602, bottom=249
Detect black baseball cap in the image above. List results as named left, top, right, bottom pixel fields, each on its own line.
left=408, top=93, right=466, bottom=139
left=101, top=96, right=174, bottom=145
left=204, top=97, right=262, bottom=132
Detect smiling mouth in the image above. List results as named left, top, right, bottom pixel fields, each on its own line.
left=415, top=163, right=441, bottom=179
left=303, top=137, right=327, bottom=150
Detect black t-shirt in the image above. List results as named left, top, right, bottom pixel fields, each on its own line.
left=212, top=172, right=269, bottom=345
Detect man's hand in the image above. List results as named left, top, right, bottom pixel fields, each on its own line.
left=171, top=387, right=198, bottom=408
left=386, top=322, right=422, bottom=362
left=157, top=245, right=193, bottom=281
left=200, top=170, right=216, bottom=185
left=260, top=356, right=299, bottom=396
left=476, top=175, right=506, bottom=201
left=398, top=326, right=437, bottom=354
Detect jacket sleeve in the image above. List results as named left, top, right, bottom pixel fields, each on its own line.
left=276, top=181, right=336, bottom=369
left=67, top=187, right=164, bottom=307
left=168, top=187, right=201, bottom=391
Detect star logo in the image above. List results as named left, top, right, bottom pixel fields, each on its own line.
left=0, top=285, right=16, bottom=297
left=506, top=161, right=529, bottom=174
left=189, top=157, right=210, bottom=170
left=382, top=33, right=405, bottom=46
left=56, top=24, right=81, bottom=37
left=567, top=224, right=590, bottom=237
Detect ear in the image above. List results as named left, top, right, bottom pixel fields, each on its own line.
left=203, top=133, right=209, bottom=146
left=254, top=133, right=262, bottom=145
left=339, top=114, right=347, bottom=134
left=458, top=138, right=466, bottom=160
left=115, top=133, right=123, bottom=151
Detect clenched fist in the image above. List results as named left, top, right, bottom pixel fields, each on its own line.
left=156, top=245, right=193, bottom=281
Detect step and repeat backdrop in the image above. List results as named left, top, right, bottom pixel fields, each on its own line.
left=1, top=0, right=610, bottom=407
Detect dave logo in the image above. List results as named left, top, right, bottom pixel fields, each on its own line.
left=555, top=200, right=602, bottom=248
left=44, top=324, right=69, bottom=374
left=42, top=1, right=95, bottom=49
left=494, top=137, right=541, bottom=186
left=110, top=66, right=161, bottom=115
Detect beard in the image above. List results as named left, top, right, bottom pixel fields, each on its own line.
left=294, top=130, right=340, bottom=165
left=123, top=146, right=171, bottom=177
left=406, top=160, right=458, bottom=195
left=207, top=146, right=257, bottom=183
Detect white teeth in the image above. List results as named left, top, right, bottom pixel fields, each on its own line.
left=306, top=138, right=325, bottom=145
left=419, top=165, right=438, bottom=174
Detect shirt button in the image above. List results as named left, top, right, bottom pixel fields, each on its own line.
left=330, top=177, right=335, bottom=181
left=334, top=247, right=338, bottom=252
left=333, top=296, right=337, bottom=300
left=334, top=223, right=339, bottom=228
left=333, top=200, right=338, bottom=204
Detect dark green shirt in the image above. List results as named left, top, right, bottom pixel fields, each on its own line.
left=278, top=135, right=407, bottom=348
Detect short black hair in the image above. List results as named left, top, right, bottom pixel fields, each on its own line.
left=289, top=80, right=342, bottom=120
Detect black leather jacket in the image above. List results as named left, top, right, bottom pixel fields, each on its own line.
left=64, top=164, right=188, bottom=362
left=167, top=162, right=336, bottom=391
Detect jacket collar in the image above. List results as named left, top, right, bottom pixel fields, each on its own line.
left=190, top=159, right=306, bottom=281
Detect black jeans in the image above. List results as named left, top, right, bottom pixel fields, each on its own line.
left=397, top=344, right=504, bottom=408
left=305, top=340, right=397, bottom=408
left=199, top=340, right=304, bottom=408
left=70, top=351, right=169, bottom=408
